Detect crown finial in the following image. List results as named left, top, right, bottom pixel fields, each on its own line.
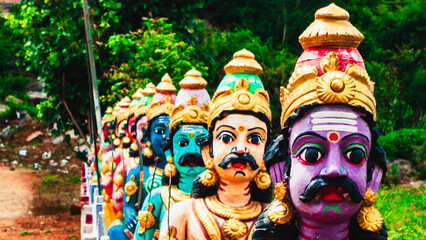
left=142, top=83, right=156, bottom=96
left=118, top=96, right=131, bottom=107
left=224, top=49, right=263, bottom=74
left=132, top=90, right=143, bottom=100
left=299, top=3, right=364, bottom=49
left=179, top=68, right=208, bottom=89
left=156, top=73, right=177, bottom=93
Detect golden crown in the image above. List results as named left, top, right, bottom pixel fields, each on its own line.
left=156, top=73, right=177, bottom=93
left=170, top=96, right=209, bottom=130
left=208, top=49, right=271, bottom=126
left=132, top=90, right=143, bottom=100
left=280, top=4, right=376, bottom=127
left=141, top=83, right=156, bottom=96
left=118, top=96, right=131, bottom=107
left=135, top=103, right=149, bottom=118
left=116, top=107, right=132, bottom=124
left=179, top=68, right=208, bottom=89
left=299, top=3, right=364, bottom=49
left=146, top=96, right=174, bottom=123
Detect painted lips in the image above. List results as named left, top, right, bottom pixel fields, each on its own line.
left=319, top=186, right=347, bottom=201
left=230, top=159, right=248, bottom=169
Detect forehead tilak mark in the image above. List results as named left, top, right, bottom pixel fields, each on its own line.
left=311, top=111, right=358, bottom=132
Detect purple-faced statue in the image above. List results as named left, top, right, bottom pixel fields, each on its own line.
left=253, top=4, right=388, bottom=240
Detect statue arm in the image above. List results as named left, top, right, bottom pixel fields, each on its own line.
left=134, top=187, right=163, bottom=240
left=123, top=166, right=141, bottom=233
left=158, top=200, right=190, bottom=240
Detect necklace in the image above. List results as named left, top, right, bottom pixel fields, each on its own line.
left=195, top=195, right=263, bottom=239
left=205, top=195, right=262, bottom=220
left=160, top=185, right=190, bottom=210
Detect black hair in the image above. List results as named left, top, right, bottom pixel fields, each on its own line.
left=265, top=103, right=387, bottom=182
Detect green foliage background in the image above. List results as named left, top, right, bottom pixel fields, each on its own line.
left=2, top=0, right=425, bottom=135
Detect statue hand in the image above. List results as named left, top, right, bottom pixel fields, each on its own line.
left=125, top=207, right=138, bottom=233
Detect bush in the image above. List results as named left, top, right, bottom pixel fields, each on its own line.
left=379, top=128, right=426, bottom=180
left=379, top=128, right=426, bottom=161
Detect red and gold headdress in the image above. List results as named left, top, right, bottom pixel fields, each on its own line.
left=280, top=3, right=376, bottom=127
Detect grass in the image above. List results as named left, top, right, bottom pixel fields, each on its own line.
left=376, top=185, right=426, bottom=239
left=32, top=173, right=80, bottom=215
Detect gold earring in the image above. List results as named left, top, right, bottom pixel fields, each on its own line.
left=254, top=163, right=272, bottom=189
left=357, top=187, right=383, bottom=232
left=143, top=142, right=153, bottom=158
left=267, top=181, right=294, bottom=224
left=200, top=158, right=218, bottom=186
left=113, top=138, right=121, bottom=147
left=164, top=156, right=177, bottom=178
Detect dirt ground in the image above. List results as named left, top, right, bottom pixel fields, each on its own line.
left=0, top=119, right=82, bottom=240
left=0, top=166, right=80, bottom=240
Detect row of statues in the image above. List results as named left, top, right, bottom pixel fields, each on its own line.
left=87, top=4, right=388, bottom=240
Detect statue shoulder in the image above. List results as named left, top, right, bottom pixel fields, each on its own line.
left=252, top=200, right=299, bottom=240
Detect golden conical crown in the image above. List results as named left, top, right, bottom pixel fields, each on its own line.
left=156, top=73, right=177, bottom=93
left=132, top=90, right=143, bottom=100
left=299, top=3, right=364, bottom=49
left=142, top=83, right=156, bottom=96
left=179, top=68, right=208, bottom=89
left=223, top=49, right=263, bottom=74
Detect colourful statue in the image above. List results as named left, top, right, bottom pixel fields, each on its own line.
left=102, top=97, right=131, bottom=227
left=133, top=68, right=210, bottom=240
left=252, top=4, right=388, bottom=239
left=158, top=49, right=273, bottom=239
left=116, top=77, right=176, bottom=239
left=152, top=73, right=177, bottom=104
left=108, top=82, right=157, bottom=240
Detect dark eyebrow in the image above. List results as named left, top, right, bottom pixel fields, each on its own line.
left=215, top=130, right=236, bottom=139
left=291, top=131, right=327, bottom=148
left=215, top=125, right=236, bottom=131
left=247, top=127, right=267, bottom=133
left=341, top=133, right=370, bottom=143
left=196, top=133, right=207, bottom=138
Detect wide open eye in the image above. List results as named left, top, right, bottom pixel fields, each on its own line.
left=345, top=148, right=365, bottom=165
left=299, top=147, right=323, bottom=164
left=154, top=127, right=165, bottom=134
left=178, top=139, right=189, bottom=147
left=247, top=133, right=264, bottom=145
left=219, top=133, right=234, bottom=144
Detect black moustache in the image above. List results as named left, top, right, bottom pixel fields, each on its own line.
left=119, top=132, right=126, bottom=138
left=218, top=152, right=259, bottom=170
left=299, top=176, right=364, bottom=203
left=178, top=153, right=204, bottom=166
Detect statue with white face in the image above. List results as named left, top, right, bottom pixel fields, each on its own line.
left=158, top=49, right=274, bottom=240
left=252, top=4, right=388, bottom=240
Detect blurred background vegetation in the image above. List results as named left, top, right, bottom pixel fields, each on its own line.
left=0, top=0, right=424, bottom=238
left=1, top=0, right=424, bottom=176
